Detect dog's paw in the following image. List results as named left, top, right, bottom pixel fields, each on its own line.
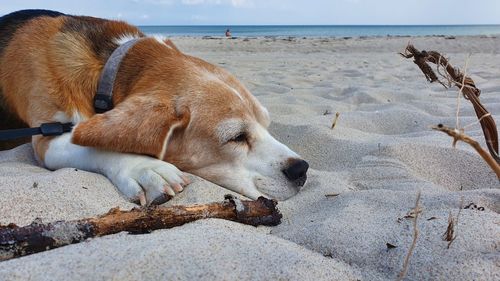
left=109, top=156, right=190, bottom=206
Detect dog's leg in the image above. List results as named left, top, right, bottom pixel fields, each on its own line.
left=33, top=133, right=189, bottom=206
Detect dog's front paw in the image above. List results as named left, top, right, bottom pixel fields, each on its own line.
left=109, top=156, right=190, bottom=206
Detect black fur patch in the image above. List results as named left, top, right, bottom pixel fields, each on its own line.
left=61, top=16, right=145, bottom=62
left=0, top=10, right=145, bottom=145
left=0, top=10, right=64, bottom=148
left=0, top=9, right=65, bottom=56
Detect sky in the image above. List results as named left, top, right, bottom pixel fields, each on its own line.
left=1, top=0, right=499, bottom=25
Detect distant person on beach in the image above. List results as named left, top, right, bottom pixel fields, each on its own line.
left=225, top=28, right=231, bottom=37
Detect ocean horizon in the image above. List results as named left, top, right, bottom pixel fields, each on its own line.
left=139, top=25, right=500, bottom=38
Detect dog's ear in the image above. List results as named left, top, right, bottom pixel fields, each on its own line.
left=72, top=94, right=188, bottom=159
left=163, top=39, right=181, bottom=53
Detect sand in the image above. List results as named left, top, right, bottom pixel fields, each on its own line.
left=0, top=36, right=499, bottom=280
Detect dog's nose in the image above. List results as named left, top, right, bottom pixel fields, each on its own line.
left=282, top=159, right=309, bottom=186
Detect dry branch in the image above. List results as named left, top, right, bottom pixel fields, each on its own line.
left=0, top=196, right=281, bottom=262
left=331, top=112, right=341, bottom=129
left=397, top=191, right=421, bottom=281
left=400, top=44, right=500, bottom=165
left=432, top=125, right=500, bottom=179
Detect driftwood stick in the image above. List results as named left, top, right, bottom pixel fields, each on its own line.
left=432, top=124, right=500, bottom=179
left=0, top=196, right=281, bottom=262
left=400, top=44, right=500, bottom=164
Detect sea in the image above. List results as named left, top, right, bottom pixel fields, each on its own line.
left=139, top=25, right=500, bottom=38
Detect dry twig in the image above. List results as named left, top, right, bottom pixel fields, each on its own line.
left=432, top=124, right=500, bottom=179
left=0, top=196, right=281, bottom=262
left=324, top=193, right=340, bottom=198
left=397, top=191, right=421, bottom=281
left=400, top=44, right=500, bottom=166
left=443, top=212, right=455, bottom=242
left=442, top=197, right=464, bottom=249
left=331, top=112, right=340, bottom=129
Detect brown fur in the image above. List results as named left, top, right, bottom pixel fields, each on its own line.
left=72, top=94, right=189, bottom=158
left=0, top=11, right=310, bottom=202
left=0, top=11, right=267, bottom=172
left=0, top=14, right=143, bottom=156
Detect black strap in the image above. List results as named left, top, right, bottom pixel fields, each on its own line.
left=94, top=38, right=142, bottom=113
left=0, top=122, right=73, bottom=141
left=1, top=39, right=141, bottom=141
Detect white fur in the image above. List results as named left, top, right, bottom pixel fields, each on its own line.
left=229, top=86, right=244, bottom=100
left=158, top=121, right=182, bottom=159
left=52, top=111, right=87, bottom=124
left=44, top=132, right=186, bottom=205
left=151, top=34, right=169, bottom=47
left=52, top=111, right=70, bottom=123
left=245, top=124, right=302, bottom=199
left=195, top=121, right=302, bottom=200
left=71, top=111, right=87, bottom=124
left=113, top=33, right=171, bottom=49
left=113, top=33, right=142, bottom=45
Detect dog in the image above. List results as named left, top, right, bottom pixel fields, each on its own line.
left=0, top=10, right=309, bottom=205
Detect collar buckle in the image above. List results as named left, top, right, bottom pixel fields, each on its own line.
left=94, top=94, right=114, bottom=113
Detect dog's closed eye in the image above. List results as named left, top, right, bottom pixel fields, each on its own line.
left=217, top=119, right=249, bottom=145
left=229, top=132, right=248, bottom=143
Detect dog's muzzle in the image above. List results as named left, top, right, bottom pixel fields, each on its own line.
left=282, top=159, right=309, bottom=187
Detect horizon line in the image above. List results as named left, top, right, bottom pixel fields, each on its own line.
left=138, top=24, right=500, bottom=27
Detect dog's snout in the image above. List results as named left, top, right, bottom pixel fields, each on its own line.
left=282, top=159, right=309, bottom=185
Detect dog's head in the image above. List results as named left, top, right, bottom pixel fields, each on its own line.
left=164, top=54, right=309, bottom=200
left=73, top=38, right=309, bottom=200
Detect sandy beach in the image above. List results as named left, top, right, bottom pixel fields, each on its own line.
left=0, top=35, right=499, bottom=280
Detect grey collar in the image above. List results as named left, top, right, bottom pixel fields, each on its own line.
left=94, top=38, right=143, bottom=113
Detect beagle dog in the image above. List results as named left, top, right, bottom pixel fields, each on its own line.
left=0, top=10, right=309, bottom=205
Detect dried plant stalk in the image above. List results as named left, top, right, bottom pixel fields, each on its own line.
left=442, top=197, right=464, bottom=249
left=331, top=112, right=341, bottom=129
left=397, top=191, right=421, bottom=281
left=432, top=125, right=500, bottom=179
left=400, top=44, right=499, bottom=165
left=443, top=212, right=455, bottom=242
